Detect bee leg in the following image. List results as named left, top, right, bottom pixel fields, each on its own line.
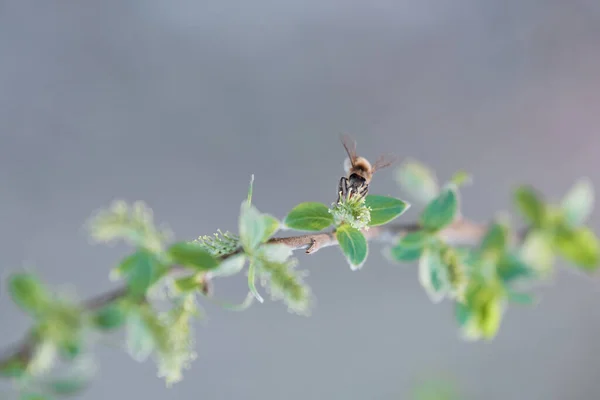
left=337, top=177, right=349, bottom=202
left=358, top=184, right=369, bottom=199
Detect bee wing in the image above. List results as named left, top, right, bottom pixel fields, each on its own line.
left=340, top=134, right=358, bottom=166
left=372, top=153, right=398, bottom=173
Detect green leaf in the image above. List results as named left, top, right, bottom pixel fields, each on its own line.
left=19, top=393, right=49, bottom=400
left=395, top=159, right=439, bottom=203
left=284, top=202, right=334, bottom=231
left=173, top=275, right=202, bottom=292
left=47, top=377, right=88, bottom=396
left=336, top=225, right=368, bottom=270
left=514, top=186, right=546, bottom=227
left=256, top=243, right=293, bottom=263
left=460, top=283, right=506, bottom=340
left=418, top=247, right=449, bottom=302
left=261, top=215, right=280, bottom=242
left=247, top=260, right=264, bottom=303
left=8, top=273, right=49, bottom=316
left=239, top=202, right=280, bottom=252
left=450, top=170, right=472, bottom=187
left=247, top=174, right=254, bottom=204
left=93, top=303, right=126, bottom=331
left=412, top=379, right=461, bottom=400
left=554, top=226, right=600, bottom=270
left=506, top=290, right=536, bottom=305
left=477, top=296, right=503, bottom=339
left=455, top=301, right=471, bottom=327
left=419, top=185, right=459, bottom=231
left=28, top=340, right=58, bottom=376
left=388, top=243, right=423, bottom=262
left=0, top=359, right=26, bottom=378
left=168, top=242, right=220, bottom=271
left=59, top=341, right=81, bottom=360
left=496, top=254, right=533, bottom=283
left=520, top=232, right=555, bottom=275
left=118, top=250, right=166, bottom=298
left=388, top=231, right=430, bottom=262
left=209, top=254, right=247, bottom=278
left=399, top=230, right=431, bottom=247
left=125, top=311, right=156, bottom=362
left=480, top=222, right=508, bottom=256
left=239, top=203, right=265, bottom=251
left=561, top=178, right=594, bottom=227
left=364, top=195, right=410, bottom=226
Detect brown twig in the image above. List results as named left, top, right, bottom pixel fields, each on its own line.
left=0, top=218, right=488, bottom=373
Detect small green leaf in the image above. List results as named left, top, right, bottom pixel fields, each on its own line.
left=480, top=222, right=509, bottom=260
left=119, top=250, right=166, bottom=298
left=247, top=260, right=264, bottom=303
left=173, top=275, right=203, bottom=292
left=93, top=303, right=126, bottom=330
left=506, top=290, right=536, bottom=305
left=168, top=242, right=220, bottom=271
left=256, top=243, right=293, bottom=263
left=388, top=243, right=423, bottom=262
left=399, top=230, right=431, bottom=247
left=336, top=225, right=368, bottom=270
left=395, top=159, right=439, bottom=203
left=554, top=226, right=600, bottom=270
left=496, top=254, right=533, bottom=283
left=478, top=296, right=503, bottom=339
left=19, top=393, right=49, bottom=400
left=8, top=273, right=49, bottom=316
left=284, top=202, right=334, bottom=231
left=247, top=174, right=254, bottom=204
left=561, top=178, right=594, bottom=227
left=388, top=230, right=430, bottom=262
left=47, top=377, right=89, bottom=396
left=239, top=202, right=265, bottom=251
left=59, top=341, right=81, bottom=360
left=125, top=311, right=155, bottom=362
left=261, top=214, right=280, bottom=242
left=460, top=283, right=506, bottom=340
left=455, top=301, right=471, bottom=327
left=0, top=359, right=26, bottom=378
left=520, top=232, right=555, bottom=275
left=209, top=254, right=247, bottom=278
left=514, top=186, right=546, bottom=227
left=450, top=170, right=472, bottom=187
left=364, top=195, right=410, bottom=226
left=28, top=340, right=58, bottom=375
left=419, top=185, right=459, bottom=232
left=239, top=202, right=280, bottom=252
left=418, top=247, right=449, bottom=302
left=412, top=378, right=461, bottom=400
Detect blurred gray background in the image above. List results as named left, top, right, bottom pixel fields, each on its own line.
left=1, top=1, right=600, bottom=399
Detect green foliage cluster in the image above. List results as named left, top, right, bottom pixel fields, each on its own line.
left=1, top=157, right=598, bottom=399
left=285, top=193, right=410, bottom=269
left=391, top=160, right=598, bottom=340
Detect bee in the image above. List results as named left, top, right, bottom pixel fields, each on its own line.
left=337, top=134, right=397, bottom=202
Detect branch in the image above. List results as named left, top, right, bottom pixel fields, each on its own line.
left=0, top=218, right=487, bottom=371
